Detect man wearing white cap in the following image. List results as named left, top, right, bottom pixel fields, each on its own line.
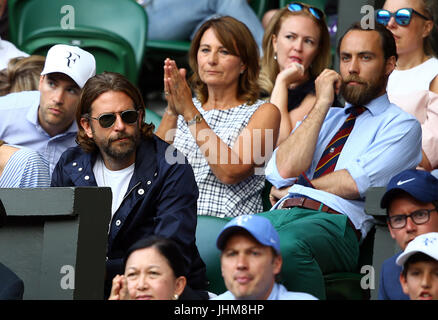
left=378, top=169, right=438, bottom=300
left=212, top=215, right=317, bottom=300
left=396, top=232, right=438, bottom=300
left=0, top=44, right=96, bottom=173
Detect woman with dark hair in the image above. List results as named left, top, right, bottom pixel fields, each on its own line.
left=380, top=0, right=438, bottom=170
left=259, top=3, right=332, bottom=145
left=109, top=236, right=187, bottom=300
left=156, top=16, right=280, bottom=218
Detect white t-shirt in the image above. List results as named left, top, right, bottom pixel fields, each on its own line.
left=93, top=157, right=135, bottom=217
left=387, top=57, right=438, bottom=95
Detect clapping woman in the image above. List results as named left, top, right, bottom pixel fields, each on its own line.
left=156, top=16, right=280, bottom=218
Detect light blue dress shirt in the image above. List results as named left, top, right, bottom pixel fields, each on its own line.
left=0, top=91, right=77, bottom=174
left=211, top=282, right=318, bottom=300
left=266, top=94, right=422, bottom=239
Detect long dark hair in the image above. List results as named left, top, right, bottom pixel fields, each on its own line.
left=75, top=72, right=154, bottom=153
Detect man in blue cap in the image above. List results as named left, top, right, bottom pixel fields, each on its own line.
left=378, top=169, right=438, bottom=300
left=212, top=215, right=317, bottom=300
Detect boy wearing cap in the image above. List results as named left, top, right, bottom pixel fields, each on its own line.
left=397, top=232, right=438, bottom=300
left=378, top=169, right=438, bottom=300
left=212, top=215, right=317, bottom=300
left=0, top=44, right=96, bottom=173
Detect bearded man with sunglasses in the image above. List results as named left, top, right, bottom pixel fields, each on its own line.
left=379, top=169, right=438, bottom=300
left=51, top=72, right=208, bottom=300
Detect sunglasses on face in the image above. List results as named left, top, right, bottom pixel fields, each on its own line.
left=287, top=2, right=324, bottom=21
left=376, top=8, right=430, bottom=26
left=86, top=109, right=139, bottom=128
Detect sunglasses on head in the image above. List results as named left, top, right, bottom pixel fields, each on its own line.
left=376, top=8, right=430, bottom=26
left=287, top=2, right=324, bottom=21
left=86, top=109, right=139, bottom=128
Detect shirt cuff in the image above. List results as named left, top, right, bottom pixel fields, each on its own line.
left=265, top=149, right=297, bottom=189
left=345, top=160, right=370, bottom=198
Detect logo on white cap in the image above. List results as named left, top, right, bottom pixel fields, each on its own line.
left=65, top=52, right=80, bottom=68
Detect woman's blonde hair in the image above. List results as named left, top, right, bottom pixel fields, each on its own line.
left=259, top=5, right=331, bottom=94
left=188, top=16, right=261, bottom=105
left=0, top=55, right=45, bottom=96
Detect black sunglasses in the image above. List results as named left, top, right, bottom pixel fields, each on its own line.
left=287, top=2, right=324, bottom=21
left=86, top=109, right=139, bottom=128
left=376, top=8, right=430, bottom=26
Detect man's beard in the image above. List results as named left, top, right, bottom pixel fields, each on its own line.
left=93, top=128, right=140, bottom=162
left=340, top=73, right=386, bottom=106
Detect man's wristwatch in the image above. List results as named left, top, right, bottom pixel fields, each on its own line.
left=186, top=113, right=203, bottom=126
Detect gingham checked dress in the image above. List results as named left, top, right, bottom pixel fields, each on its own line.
left=173, top=97, right=266, bottom=217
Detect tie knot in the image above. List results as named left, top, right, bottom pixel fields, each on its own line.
left=347, top=106, right=367, bottom=117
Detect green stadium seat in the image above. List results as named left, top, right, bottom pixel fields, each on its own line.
left=145, top=109, right=162, bottom=131
left=8, top=0, right=147, bottom=84
left=196, top=215, right=230, bottom=295
left=144, top=0, right=269, bottom=58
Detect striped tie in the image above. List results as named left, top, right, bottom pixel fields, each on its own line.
left=312, top=106, right=367, bottom=179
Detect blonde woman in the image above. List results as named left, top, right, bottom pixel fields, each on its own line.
left=380, top=0, right=438, bottom=170
left=157, top=16, right=280, bottom=218
left=259, top=3, right=332, bottom=145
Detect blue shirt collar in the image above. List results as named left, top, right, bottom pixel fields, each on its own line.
left=344, top=93, right=390, bottom=117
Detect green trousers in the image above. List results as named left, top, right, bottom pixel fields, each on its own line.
left=258, top=208, right=360, bottom=300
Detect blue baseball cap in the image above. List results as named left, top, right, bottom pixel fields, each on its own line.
left=216, top=215, right=281, bottom=254
left=380, top=169, right=438, bottom=209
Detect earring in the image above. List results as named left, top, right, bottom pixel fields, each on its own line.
left=274, top=53, right=277, bottom=60
left=173, top=294, right=179, bottom=300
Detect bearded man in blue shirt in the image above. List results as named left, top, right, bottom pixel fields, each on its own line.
left=259, top=22, right=422, bottom=300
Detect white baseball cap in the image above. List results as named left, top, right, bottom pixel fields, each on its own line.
left=41, top=44, right=96, bottom=88
left=396, top=232, right=438, bottom=267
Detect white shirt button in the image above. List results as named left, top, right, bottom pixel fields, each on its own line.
left=138, top=189, right=144, bottom=195
left=78, top=168, right=83, bottom=172
left=72, top=162, right=77, bottom=167
left=154, top=172, right=157, bottom=177
left=84, top=175, right=90, bottom=180
left=115, top=220, right=121, bottom=226
left=147, top=181, right=151, bottom=185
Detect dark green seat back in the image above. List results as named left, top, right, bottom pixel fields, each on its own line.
left=195, top=215, right=231, bottom=295
left=145, top=109, right=162, bottom=132
left=8, top=0, right=147, bottom=83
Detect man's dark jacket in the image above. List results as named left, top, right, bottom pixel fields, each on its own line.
left=0, top=262, right=24, bottom=300
left=51, top=135, right=208, bottom=297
